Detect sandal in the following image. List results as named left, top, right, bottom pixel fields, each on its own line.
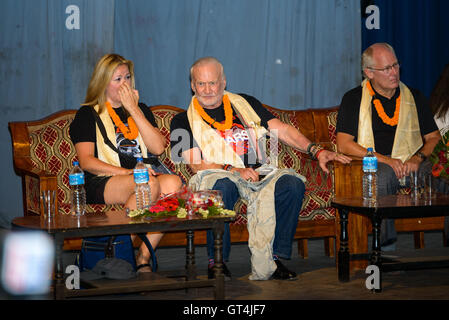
left=136, top=263, right=152, bottom=273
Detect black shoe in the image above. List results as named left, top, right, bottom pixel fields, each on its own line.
left=208, top=263, right=232, bottom=281
left=270, top=259, right=297, bottom=281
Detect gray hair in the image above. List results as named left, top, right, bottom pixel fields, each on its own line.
left=190, top=56, right=225, bottom=80
left=361, top=43, right=397, bottom=78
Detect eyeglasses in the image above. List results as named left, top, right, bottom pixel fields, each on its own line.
left=367, top=62, right=400, bottom=74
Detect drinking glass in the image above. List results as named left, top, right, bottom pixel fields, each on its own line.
left=409, top=171, right=421, bottom=200
left=423, top=173, right=436, bottom=200
left=41, top=190, right=56, bottom=222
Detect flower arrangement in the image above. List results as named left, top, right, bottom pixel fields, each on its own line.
left=128, top=186, right=236, bottom=219
left=430, top=130, right=449, bottom=183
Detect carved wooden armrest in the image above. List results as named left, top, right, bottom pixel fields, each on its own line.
left=333, top=157, right=362, bottom=198
left=14, top=158, right=58, bottom=216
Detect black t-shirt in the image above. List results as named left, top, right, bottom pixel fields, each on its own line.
left=336, top=85, right=438, bottom=155
left=170, top=94, right=275, bottom=167
left=69, top=102, right=157, bottom=178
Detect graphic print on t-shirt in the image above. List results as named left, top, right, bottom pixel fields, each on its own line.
left=115, top=125, right=141, bottom=158
left=217, top=121, right=249, bottom=156
left=213, top=115, right=259, bottom=165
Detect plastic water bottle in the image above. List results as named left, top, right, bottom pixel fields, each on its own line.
left=69, top=161, right=86, bottom=216
left=134, top=157, right=151, bottom=210
left=362, top=148, right=377, bottom=202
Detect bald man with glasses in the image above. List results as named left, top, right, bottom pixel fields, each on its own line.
left=336, top=43, right=441, bottom=251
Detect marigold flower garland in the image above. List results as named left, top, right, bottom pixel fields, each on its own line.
left=193, top=94, right=233, bottom=131
left=366, top=81, right=401, bottom=126
left=105, top=101, right=139, bottom=140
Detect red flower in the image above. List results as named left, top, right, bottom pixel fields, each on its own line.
left=149, top=205, right=166, bottom=213
left=156, top=197, right=179, bottom=212
left=432, top=163, right=444, bottom=177
left=439, top=151, right=448, bottom=164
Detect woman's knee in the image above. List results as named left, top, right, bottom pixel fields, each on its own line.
left=104, top=175, right=135, bottom=204
left=149, top=175, right=161, bottom=196
left=157, top=174, right=182, bottom=195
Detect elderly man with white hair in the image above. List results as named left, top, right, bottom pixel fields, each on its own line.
left=170, top=56, right=350, bottom=281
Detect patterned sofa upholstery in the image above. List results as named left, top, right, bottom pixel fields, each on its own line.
left=9, top=104, right=340, bottom=257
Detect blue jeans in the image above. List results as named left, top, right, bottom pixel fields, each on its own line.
left=206, top=175, right=305, bottom=261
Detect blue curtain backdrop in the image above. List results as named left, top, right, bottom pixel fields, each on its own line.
left=114, top=0, right=361, bottom=109
left=0, top=0, right=361, bottom=227
left=362, top=0, right=449, bottom=98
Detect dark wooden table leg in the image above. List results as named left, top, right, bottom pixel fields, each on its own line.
left=371, top=217, right=382, bottom=292
left=185, top=230, right=197, bottom=281
left=338, top=208, right=350, bottom=282
left=54, top=233, right=65, bottom=300
left=213, top=222, right=225, bottom=300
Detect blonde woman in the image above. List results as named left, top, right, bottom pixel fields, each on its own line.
left=69, top=54, right=182, bottom=271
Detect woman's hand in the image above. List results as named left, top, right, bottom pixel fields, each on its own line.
left=148, top=167, right=157, bottom=176
left=117, top=82, right=166, bottom=155
left=118, top=82, right=139, bottom=114
left=120, top=168, right=134, bottom=176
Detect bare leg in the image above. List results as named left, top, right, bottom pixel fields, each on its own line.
left=134, top=174, right=183, bottom=270
left=156, top=174, right=183, bottom=198
left=103, top=174, right=164, bottom=271
left=113, top=174, right=182, bottom=271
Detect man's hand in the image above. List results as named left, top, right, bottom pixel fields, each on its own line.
left=231, top=167, right=260, bottom=182
left=374, top=154, right=422, bottom=179
left=403, top=156, right=422, bottom=176
left=317, top=150, right=352, bottom=174
left=383, top=157, right=406, bottom=179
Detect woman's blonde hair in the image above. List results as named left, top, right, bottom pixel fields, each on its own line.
left=83, top=53, right=135, bottom=112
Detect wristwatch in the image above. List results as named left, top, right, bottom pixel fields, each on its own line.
left=415, top=151, right=427, bottom=161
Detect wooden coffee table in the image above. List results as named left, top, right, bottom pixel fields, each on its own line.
left=332, top=194, right=449, bottom=291
left=12, top=211, right=234, bottom=299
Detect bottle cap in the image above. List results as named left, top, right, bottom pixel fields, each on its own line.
left=367, top=147, right=373, bottom=152
left=73, top=161, right=79, bottom=166
left=137, top=157, right=143, bottom=162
